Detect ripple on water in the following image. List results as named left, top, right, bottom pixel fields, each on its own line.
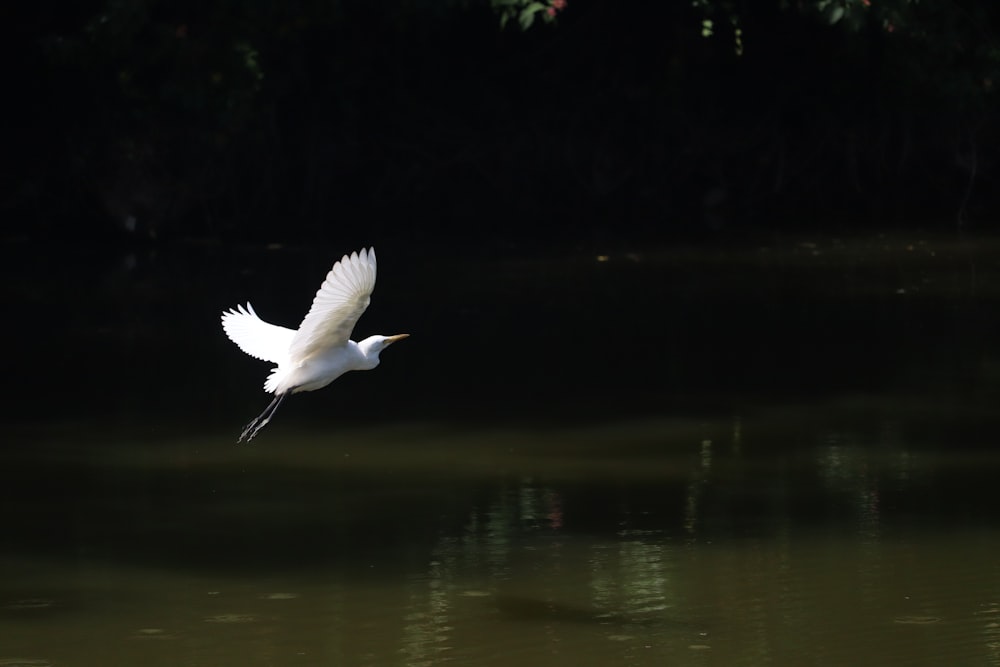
left=204, top=614, right=256, bottom=624
left=974, top=603, right=999, bottom=616
left=4, top=600, right=53, bottom=611
left=259, top=593, right=298, bottom=600
left=893, top=616, right=942, bottom=625
left=0, top=660, right=52, bottom=667
left=131, top=628, right=175, bottom=640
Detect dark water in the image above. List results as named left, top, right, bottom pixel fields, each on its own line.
left=3, top=237, right=1000, bottom=665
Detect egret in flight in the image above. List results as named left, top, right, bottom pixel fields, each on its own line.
left=221, top=248, right=408, bottom=442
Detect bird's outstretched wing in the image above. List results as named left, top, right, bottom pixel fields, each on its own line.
left=221, top=303, right=296, bottom=364
left=288, top=248, right=377, bottom=361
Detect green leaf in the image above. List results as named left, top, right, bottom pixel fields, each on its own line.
left=519, top=2, right=546, bottom=30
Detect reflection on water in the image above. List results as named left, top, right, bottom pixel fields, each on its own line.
left=3, top=402, right=1000, bottom=666
left=4, top=238, right=1000, bottom=665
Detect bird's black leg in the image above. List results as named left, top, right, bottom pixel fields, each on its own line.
left=238, top=393, right=288, bottom=443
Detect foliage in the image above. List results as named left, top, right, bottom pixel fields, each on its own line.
left=492, top=0, right=567, bottom=30
left=10, top=0, right=1000, bottom=243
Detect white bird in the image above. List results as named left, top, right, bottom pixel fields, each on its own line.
left=221, top=248, right=408, bottom=442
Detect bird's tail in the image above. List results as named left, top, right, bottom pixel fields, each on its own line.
left=238, top=393, right=288, bottom=443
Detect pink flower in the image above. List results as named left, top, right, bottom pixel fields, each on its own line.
left=552, top=0, right=567, bottom=9
left=546, top=6, right=556, bottom=16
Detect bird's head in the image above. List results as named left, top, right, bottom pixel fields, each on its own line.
left=359, top=333, right=409, bottom=365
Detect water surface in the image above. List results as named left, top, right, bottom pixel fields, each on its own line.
left=3, top=237, right=1000, bottom=665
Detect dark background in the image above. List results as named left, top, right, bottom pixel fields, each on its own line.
left=5, top=0, right=1000, bottom=437
left=4, top=11, right=1000, bottom=659
left=7, top=0, right=1000, bottom=250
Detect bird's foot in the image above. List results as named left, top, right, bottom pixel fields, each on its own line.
left=236, top=393, right=287, bottom=443
left=238, top=416, right=271, bottom=443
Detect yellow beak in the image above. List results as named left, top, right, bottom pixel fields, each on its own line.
left=385, top=334, right=410, bottom=345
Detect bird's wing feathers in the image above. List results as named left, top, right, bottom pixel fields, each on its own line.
left=288, top=248, right=377, bottom=361
left=221, top=303, right=296, bottom=364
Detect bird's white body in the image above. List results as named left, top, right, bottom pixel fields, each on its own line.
left=284, top=339, right=368, bottom=392
left=221, top=248, right=407, bottom=441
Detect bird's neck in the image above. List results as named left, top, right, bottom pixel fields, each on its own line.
left=356, top=336, right=382, bottom=369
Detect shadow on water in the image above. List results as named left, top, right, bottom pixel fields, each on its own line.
left=3, top=236, right=1000, bottom=665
